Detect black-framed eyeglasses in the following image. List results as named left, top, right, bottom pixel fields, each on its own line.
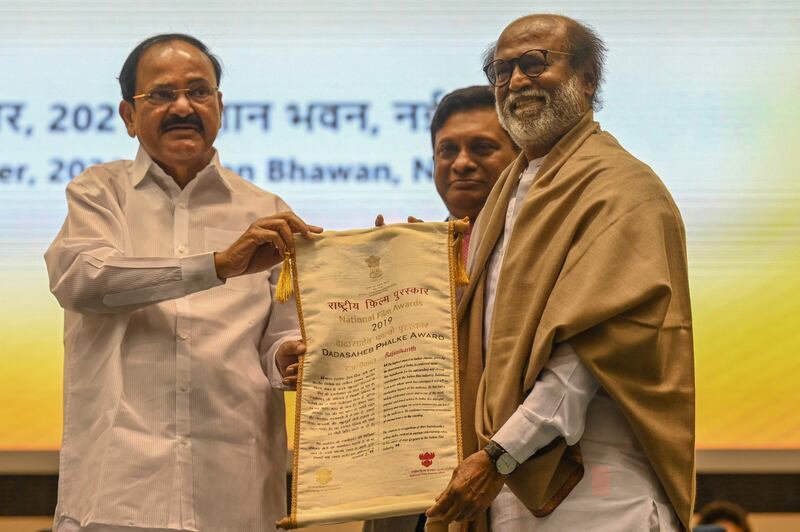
left=483, top=49, right=573, bottom=87
left=132, top=85, right=219, bottom=106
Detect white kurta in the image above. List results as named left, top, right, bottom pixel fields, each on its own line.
left=481, top=159, right=680, bottom=531
left=45, top=148, right=299, bottom=532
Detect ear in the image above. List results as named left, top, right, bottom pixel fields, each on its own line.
left=581, top=67, right=597, bottom=104
left=217, top=91, right=224, bottom=126
left=118, top=100, right=137, bottom=138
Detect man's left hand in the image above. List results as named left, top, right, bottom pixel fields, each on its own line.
left=425, top=449, right=505, bottom=524
left=276, top=340, right=305, bottom=389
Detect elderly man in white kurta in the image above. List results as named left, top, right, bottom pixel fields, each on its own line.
left=426, top=14, right=694, bottom=532
left=45, top=33, right=318, bottom=532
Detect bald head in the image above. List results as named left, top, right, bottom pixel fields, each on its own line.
left=498, top=14, right=571, bottom=47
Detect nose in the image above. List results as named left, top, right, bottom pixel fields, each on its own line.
left=451, top=149, right=477, bottom=175
left=169, top=91, right=194, bottom=116
left=508, top=63, right=534, bottom=92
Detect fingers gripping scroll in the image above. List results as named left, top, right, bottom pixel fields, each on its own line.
left=213, top=211, right=322, bottom=282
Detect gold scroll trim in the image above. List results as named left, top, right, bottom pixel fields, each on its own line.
left=448, top=220, right=465, bottom=463
left=287, top=251, right=305, bottom=529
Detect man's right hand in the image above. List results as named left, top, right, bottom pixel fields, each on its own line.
left=276, top=339, right=306, bottom=389
left=214, top=212, right=322, bottom=280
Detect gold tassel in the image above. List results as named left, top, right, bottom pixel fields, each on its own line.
left=452, top=230, right=470, bottom=286
left=275, top=252, right=294, bottom=302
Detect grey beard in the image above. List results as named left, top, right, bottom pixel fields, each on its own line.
left=497, top=75, right=586, bottom=155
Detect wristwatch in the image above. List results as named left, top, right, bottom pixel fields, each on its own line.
left=483, top=440, right=519, bottom=475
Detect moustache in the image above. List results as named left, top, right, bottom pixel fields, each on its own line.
left=505, top=89, right=550, bottom=112
left=161, top=114, right=204, bottom=133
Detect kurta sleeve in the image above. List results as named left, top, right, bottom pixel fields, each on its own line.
left=492, top=343, right=599, bottom=463
left=44, top=168, right=223, bottom=315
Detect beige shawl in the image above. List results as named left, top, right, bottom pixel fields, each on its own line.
left=457, top=111, right=695, bottom=531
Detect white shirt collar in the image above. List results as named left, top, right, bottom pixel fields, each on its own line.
left=518, top=155, right=547, bottom=181
left=131, top=146, right=232, bottom=193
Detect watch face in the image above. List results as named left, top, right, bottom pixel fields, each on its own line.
left=496, top=453, right=517, bottom=475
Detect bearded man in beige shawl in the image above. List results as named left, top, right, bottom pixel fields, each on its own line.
left=425, top=14, right=695, bottom=532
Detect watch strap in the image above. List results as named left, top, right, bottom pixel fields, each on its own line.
left=483, top=440, right=508, bottom=462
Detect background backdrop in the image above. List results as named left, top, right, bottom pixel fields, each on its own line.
left=1, top=0, right=798, bottom=453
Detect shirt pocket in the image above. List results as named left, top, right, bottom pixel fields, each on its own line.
left=203, top=226, right=264, bottom=293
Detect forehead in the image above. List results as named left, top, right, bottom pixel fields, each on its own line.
left=495, top=17, right=569, bottom=59
left=136, top=40, right=216, bottom=89
left=436, top=109, right=506, bottom=143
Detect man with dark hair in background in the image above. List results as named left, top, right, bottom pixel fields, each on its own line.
left=425, top=14, right=695, bottom=531
left=429, top=86, right=518, bottom=226
left=45, top=33, right=318, bottom=532
left=365, top=86, right=517, bottom=532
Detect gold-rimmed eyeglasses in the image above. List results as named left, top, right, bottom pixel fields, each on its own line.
left=483, top=49, right=573, bottom=87
left=132, top=85, right=219, bottom=106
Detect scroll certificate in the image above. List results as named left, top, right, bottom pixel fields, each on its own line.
left=281, top=221, right=467, bottom=528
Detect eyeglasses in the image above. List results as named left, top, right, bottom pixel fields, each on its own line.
left=132, top=85, right=219, bottom=105
left=483, top=49, right=573, bottom=87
